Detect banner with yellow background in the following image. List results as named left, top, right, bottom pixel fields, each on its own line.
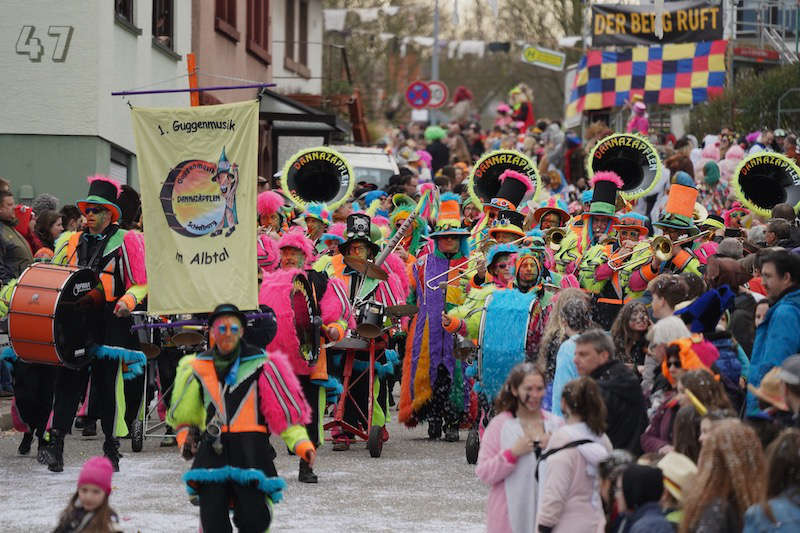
left=131, top=100, right=258, bottom=314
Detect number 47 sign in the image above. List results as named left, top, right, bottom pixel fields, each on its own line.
left=16, top=25, right=74, bottom=63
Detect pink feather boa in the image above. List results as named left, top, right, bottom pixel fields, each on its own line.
left=257, top=191, right=284, bottom=216
left=383, top=252, right=410, bottom=300
left=123, top=230, right=147, bottom=285
left=258, top=350, right=311, bottom=434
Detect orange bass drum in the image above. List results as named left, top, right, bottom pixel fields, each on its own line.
left=9, top=263, right=98, bottom=368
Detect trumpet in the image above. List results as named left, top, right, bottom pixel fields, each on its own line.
left=425, top=234, right=530, bottom=290
left=606, top=230, right=710, bottom=271
left=544, top=227, right=566, bottom=251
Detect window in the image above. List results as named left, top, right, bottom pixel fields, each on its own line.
left=110, top=147, right=130, bottom=186
left=215, top=0, right=240, bottom=41
left=285, top=0, right=295, bottom=60
left=298, top=0, right=307, bottom=66
left=247, top=0, right=271, bottom=65
left=116, top=0, right=134, bottom=24
left=152, top=0, right=173, bottom=49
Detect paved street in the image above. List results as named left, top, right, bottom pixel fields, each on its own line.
left=0, top=405, right=487, bottom=532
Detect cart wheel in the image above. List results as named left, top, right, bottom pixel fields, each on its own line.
left=465, top=428, right=480, bottom=464
left=368, top=426, right=384, bottom=458
left=131, top=419, right=144, bottom=453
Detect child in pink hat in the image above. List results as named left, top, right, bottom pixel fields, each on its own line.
left=54, top=456, right=119, bottom=532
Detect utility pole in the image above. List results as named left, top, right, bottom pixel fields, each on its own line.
left=431, top=0, right=440, bottom=124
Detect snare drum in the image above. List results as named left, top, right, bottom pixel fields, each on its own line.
left=356, top=301, right=385, bottom=339
left=9, top=263, right=98, bottom=368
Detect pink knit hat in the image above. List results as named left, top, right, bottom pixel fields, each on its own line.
left=78, top=456, right=114, bottom=495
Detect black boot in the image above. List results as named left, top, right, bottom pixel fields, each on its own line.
left=82, top=419, right=97, bottom=437
left=444, top=424, right=460, bottom=442
left=43, top=429, right=65, bottom=473
left=74, top=415, right=86, bottom=430
left=36, top=437, right=48, bottom=464
left=160, top=425, right=177, bottom=447
left=103, top=439, right=121, bottom=472
left=298, top=459, right=318, bottom=483
left=428, top=419, right=442, bottom=440
left=18, top=432, right=33, bottom=455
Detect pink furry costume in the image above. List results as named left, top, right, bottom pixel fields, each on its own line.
left=258, top=228, right=350, bottom=474
left=166, top=304, right=313, bottom=531
left=257, top=190, right=286, bottom=233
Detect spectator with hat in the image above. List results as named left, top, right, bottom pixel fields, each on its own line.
left=657, top=451, right=698, bottom=528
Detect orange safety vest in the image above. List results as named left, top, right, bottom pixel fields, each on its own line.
left=64, top=232, right=124, bottom=303
left=190, top=358, right=267, bottom=434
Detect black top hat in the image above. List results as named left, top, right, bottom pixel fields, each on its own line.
left=208, top=303, right=248, bottom=327
left=340, top=213, right=380, bottom=256
left=493, top=209, right=524, bottom=230
left=489, top=170, right=533, bottom=210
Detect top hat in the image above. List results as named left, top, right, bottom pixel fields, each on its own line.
left=429, top=193, right=470, bottom=239
left=654, top=172, right=699, bottom=233
left=586, top=171, right=622, bottom=219
left=77, top=176, right=122, bottom=223
left=489, top=170, right=534, bottom=211
left=489, top=209, right=525, bottom=239
left=340, top=213, right=380, bottom=256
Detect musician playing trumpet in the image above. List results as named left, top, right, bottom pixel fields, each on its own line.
left=399, top=194, right=472, bottom=442
left=629, top=173, right=703, bottom=293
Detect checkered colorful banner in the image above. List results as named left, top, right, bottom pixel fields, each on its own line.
left=566, top=40, right=727, bottom=118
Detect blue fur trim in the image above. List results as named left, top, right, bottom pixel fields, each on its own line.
left=465, top=361, right=477, bottom=379
left=352, top=358, right=395, bottom=380
left=384, top=349, right=399, bottom=367
left=1, top=346, right=18, bottom=363
left=90, top=345, right=146, bottom=379
left=480, top=290, right=536, bottom=401
left=183, top=467, right=287, bottom=503
left=312, top=376, right=343, bottom=403
left=486, top=243, right=519, bottom=266
left=439, top=192, right=462, bottom=204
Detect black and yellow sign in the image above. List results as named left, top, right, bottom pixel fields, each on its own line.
left=592, top=1, right=723, bottom=47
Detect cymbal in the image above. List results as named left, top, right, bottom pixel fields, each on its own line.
left=171, top=330, right=205, bottom=348
left=141, top=343, right=161, bottom=360
left=332, top=336, right=370, bottom=350
left=386, top=304, right=419, bottom=317
left=344, top=257, right=389, bottom=281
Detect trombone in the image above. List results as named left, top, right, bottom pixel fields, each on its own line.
left=424, top=233, right=531, bottom=290
left=606, top=230, right=710, bottom=271
left=544, top=227, right=566, bottom=251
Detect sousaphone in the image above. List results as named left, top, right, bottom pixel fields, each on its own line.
left=587, top=133, right=662, bottom=200
left=281, top=147, right=355, bottom=211
left=733, top=152, right=800, bottom=218
left=467, top=150, right=539, bottom=209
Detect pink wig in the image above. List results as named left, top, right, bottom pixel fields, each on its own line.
left=123, top=230, right=147, bottom=285
left=383, top=252, right=410, bottom=299
left=257, top=191, right=284, bottom=217
left=417, top=150, right=432, bottom=169
left=278, top=227, right=315, bottom=268
left=498, top=170, right=534, bottom=193
left=590, top=170, right=624, bottom=188
left=496, top=103, right=511, bottom=114
left=87, top=175, right=122, bottom=196
left=701, top=144, right=720, bottom=161
left=725, top=144, right=744, bottom=161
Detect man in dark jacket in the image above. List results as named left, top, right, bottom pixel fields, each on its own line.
left=0, top=190, right=33, bottom=277
left=574, top=329, right=647, bottom=454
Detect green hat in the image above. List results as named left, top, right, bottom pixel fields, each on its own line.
left=77, top=176, right=122, bottom=223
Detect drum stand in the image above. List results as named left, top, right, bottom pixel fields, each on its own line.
left=130, top=359, right=176, bottom=452
left=323, top=338, right=388, bottom=457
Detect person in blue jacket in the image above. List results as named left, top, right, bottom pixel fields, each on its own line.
left=747, top=251, right=800, bottom=414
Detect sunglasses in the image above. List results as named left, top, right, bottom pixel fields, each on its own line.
left=667, top=359, right=681, bottom=369
left=84, top=207, right=107, bottom=215
left=216, top=324, right=241, bottom=335
left=495, top=262, right=511, bottom=269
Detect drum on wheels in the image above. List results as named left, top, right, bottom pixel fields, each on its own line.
left=8, top=263, right=98, bottom=368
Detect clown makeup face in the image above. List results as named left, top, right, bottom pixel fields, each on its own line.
left=493, top=231, right=518, bottom=244
left=512, top=372, right=546, bottom=412
left=347, top=241, right=370, bottom=261
left=618, top=228, right=643, bottom=245
left=305, top=218, right=324, bottom=240
left=591, top=215, right=611, bottom=236
left=463, top=203, right=480, bottom=224
left=627, top=305, right=650, bottom=332
left=212, top=315, right=243, bottom=355
left=485, top=206, right=500, bottom=225
left=490, top=253, right=513, bottom=282
left=436, top=235, right=461, bottom=254
left=280, top=246, right=305, bottom=270
left=84, top=204, right=111, bottom=235
left=728, top=210, right=745, bottom=228
left=540, top=212, right=562, bottom=231
left=323, top=239, right=339, bottom=255
left=518, top=257, right=540, bottom=284
left=260, top=212, right=281, bottom=232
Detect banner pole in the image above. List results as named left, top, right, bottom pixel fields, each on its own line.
left=187, top=53, right=199, bottom=106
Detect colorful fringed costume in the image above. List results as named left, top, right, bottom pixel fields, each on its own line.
left=167, top=345, right=312, bottom=531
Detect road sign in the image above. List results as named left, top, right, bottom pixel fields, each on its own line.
left=521, top=45, right=566, bottom=72
left=426, top=81, right=449, bottom=108
left=406, top=80, right=431, bottom=109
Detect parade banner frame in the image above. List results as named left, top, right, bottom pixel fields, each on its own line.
left=131, top=99, right=259, bottom=315
left=591, top=1, right=723, bottom=47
